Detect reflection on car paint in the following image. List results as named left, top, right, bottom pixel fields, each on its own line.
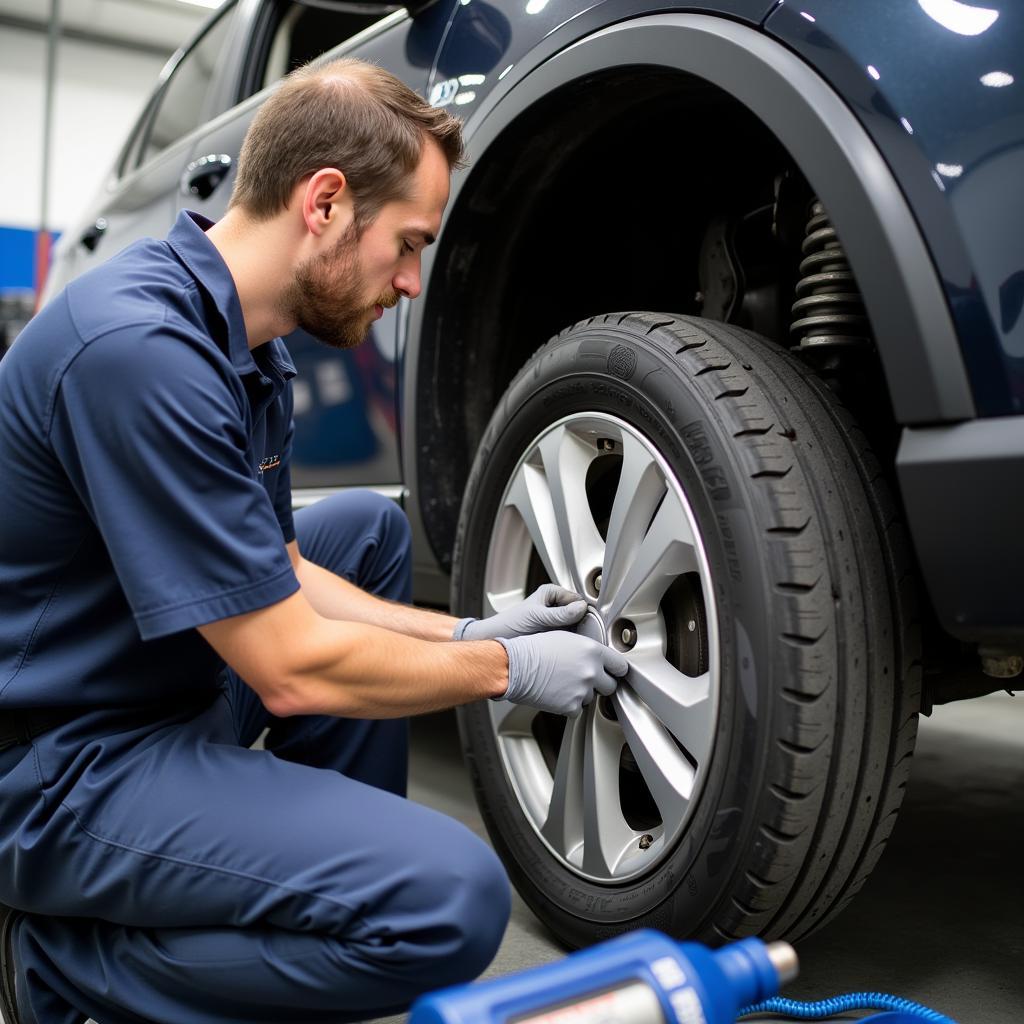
left=285, top=326, right=398, bottom=486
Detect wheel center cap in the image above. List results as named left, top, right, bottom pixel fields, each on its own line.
left=577, top=609, right=607, bottom=645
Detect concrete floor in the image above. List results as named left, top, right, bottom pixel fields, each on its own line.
left=9, top=691, right=1019, bottom=1024
left=398, top=690, right=1024, bottom=1024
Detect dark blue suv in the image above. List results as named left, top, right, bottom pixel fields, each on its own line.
left=42, top=0, right=1024, bottom=948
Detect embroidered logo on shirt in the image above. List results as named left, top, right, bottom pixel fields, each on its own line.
left=258, top=455, right=281, bottom=475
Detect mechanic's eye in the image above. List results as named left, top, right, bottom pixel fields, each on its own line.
left=401, top=240, right=414, bottom=256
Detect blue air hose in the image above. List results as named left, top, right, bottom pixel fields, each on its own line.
left=740, top=992, right=957, bottom=1022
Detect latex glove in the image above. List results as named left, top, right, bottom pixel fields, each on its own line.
left=495, top=631, right=629, bottom=718
left=453, top=584, right=588, bottom=641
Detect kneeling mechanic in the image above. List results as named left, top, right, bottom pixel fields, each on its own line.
left=0, top=58, right=628, bottom=1024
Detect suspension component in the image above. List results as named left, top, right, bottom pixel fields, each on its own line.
left=790, top=200, right=870, bottom=351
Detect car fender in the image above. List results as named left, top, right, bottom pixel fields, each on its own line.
left=765, top=0, right=1024, bottom=419
left=404, top=12, right=976, bottom=592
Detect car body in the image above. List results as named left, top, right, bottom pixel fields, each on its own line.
left=43, top=0, right=1023, bottom=944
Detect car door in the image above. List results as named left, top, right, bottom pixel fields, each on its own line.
left=181, top=0, right=457, bottom=500
left=45, top=2, right=244, bottom=299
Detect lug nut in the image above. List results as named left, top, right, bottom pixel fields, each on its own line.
left=639, top=834, right=654, bottom=850
left=613, top=619, right=637, bottom=651
left=598, top=438, right=616, bottom=452
left=589, top=570, right=602, bottom=595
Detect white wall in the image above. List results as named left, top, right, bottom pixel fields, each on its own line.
left=0, top=27, right=170, bottom=233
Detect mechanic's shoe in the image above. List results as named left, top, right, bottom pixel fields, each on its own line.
left=0, top=903, right=22, bottom=1024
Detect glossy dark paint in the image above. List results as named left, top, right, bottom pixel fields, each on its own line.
left=765, top=0, right=1024, bottom=416
left=426, top=0, right=777, bottom=120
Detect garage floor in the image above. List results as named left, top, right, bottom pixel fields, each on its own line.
left=7, top=691, right=1019, bottom=1024
left=394, top=690, right=1024, bottom=1024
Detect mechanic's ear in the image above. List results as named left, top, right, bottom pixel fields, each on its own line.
left=301, top=168, right=349, bottom=235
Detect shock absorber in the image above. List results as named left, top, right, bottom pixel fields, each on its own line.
left=790, top=200, right=870, bottom=352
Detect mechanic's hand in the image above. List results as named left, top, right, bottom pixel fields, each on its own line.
left=495, top=631, right=629, bottom=718
left=453, top=584, right=588, bottom=641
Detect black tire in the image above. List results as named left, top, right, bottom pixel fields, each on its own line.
left=452, top=312, right=920, bottom=946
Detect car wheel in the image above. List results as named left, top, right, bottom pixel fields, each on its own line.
left=452, top=312, right=920, bottom=946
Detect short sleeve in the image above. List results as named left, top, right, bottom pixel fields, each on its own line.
left=49, top=325, right=299, bottom=640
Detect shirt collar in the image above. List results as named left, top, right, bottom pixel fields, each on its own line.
left=166, top=210, right=296, bottom=382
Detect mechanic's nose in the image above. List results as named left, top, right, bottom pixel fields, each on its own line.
left=395, top=267, right=421, bottom=300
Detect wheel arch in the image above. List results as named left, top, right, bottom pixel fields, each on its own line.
left=404, top=12, right=975, bottom=585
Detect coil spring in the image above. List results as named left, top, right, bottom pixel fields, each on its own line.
left=790, top=201, right=870, bottom=349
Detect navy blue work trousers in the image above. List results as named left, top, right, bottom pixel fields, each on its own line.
left=0, top=492, right=511, bottom=1024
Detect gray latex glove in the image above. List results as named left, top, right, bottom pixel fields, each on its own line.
left=453, top=584, right=588, bottom=641
left=495, top=632, right=629, bottom=718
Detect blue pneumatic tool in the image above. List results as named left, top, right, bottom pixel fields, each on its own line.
left=408, top=929, right=958, bottom=1024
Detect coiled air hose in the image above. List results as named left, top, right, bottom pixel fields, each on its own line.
left=741, top=991, right=957, bottom=1022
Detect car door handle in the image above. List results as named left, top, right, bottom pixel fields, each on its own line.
left=80, top=217, right=107, bottom=252
left=181, top=154, right=232, bottom=201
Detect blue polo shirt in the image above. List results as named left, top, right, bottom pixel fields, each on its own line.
left=0, top=211, right=300, bottom=711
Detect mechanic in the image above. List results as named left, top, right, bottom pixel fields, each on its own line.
left=0, top=58, right=628, bottom=1024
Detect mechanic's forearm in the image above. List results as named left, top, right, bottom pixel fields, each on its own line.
left=296, top=556, right=460, bottom=641
left=282, top=617, right=509, bottom=718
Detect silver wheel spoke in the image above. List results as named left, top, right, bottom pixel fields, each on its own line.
left=602, top=488, right=699, bottom=623
left=582, top=709, right=636, bottom=876
left=491, top=699, right=539, bottom=738
left=483, top=586, right=528, bottom=617
left=627, top=654, right=713, bottom=762
left=615, top=686, right=695, bottom=825
left=537, top=427, right=605, bottom=594
left=505, top=463, right=572, bottom=588
left=540, top=715, right=585, bottom=859
left=601, top=433, right=666, bottom=599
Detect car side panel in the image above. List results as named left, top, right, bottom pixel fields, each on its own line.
left=898, top=417, right=1024, bottom=644
left=44, top=137, right=190, bottom=300
left=765, top=0, right=1024, bottom=418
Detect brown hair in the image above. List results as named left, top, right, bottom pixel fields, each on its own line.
left=229, top=58, right=465, bottom=230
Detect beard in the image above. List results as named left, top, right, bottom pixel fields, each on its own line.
left=280, top=222, right=398, bottom=350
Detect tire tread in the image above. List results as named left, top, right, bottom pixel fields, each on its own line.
left=634, top=312, right=920, bottom=941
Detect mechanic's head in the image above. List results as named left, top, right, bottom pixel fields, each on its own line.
left=231, top=57, right=464, bottom=230
left=228, top=58, right=465, bottom=348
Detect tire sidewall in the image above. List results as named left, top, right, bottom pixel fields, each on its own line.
left=453, top=328, right=781, bottom=940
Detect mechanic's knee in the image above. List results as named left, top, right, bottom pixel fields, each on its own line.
left=372, top=492, right=412, bottom=558
left=372, top=829, right=510, bottom=990
left=335, top=489, right=409, bottom=557
left=303, top=490, right=412, bottom=597
left=435, top=838, right=511, bottom=984
left=359, top=492, right=411, bottom=601
left=339, top=830, right=509, bottom=999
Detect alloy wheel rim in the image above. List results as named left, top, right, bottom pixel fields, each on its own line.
left=483, top=411, right=720, bottom=883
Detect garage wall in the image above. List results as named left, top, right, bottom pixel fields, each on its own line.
left=0, top=26, right=169, bottom=293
